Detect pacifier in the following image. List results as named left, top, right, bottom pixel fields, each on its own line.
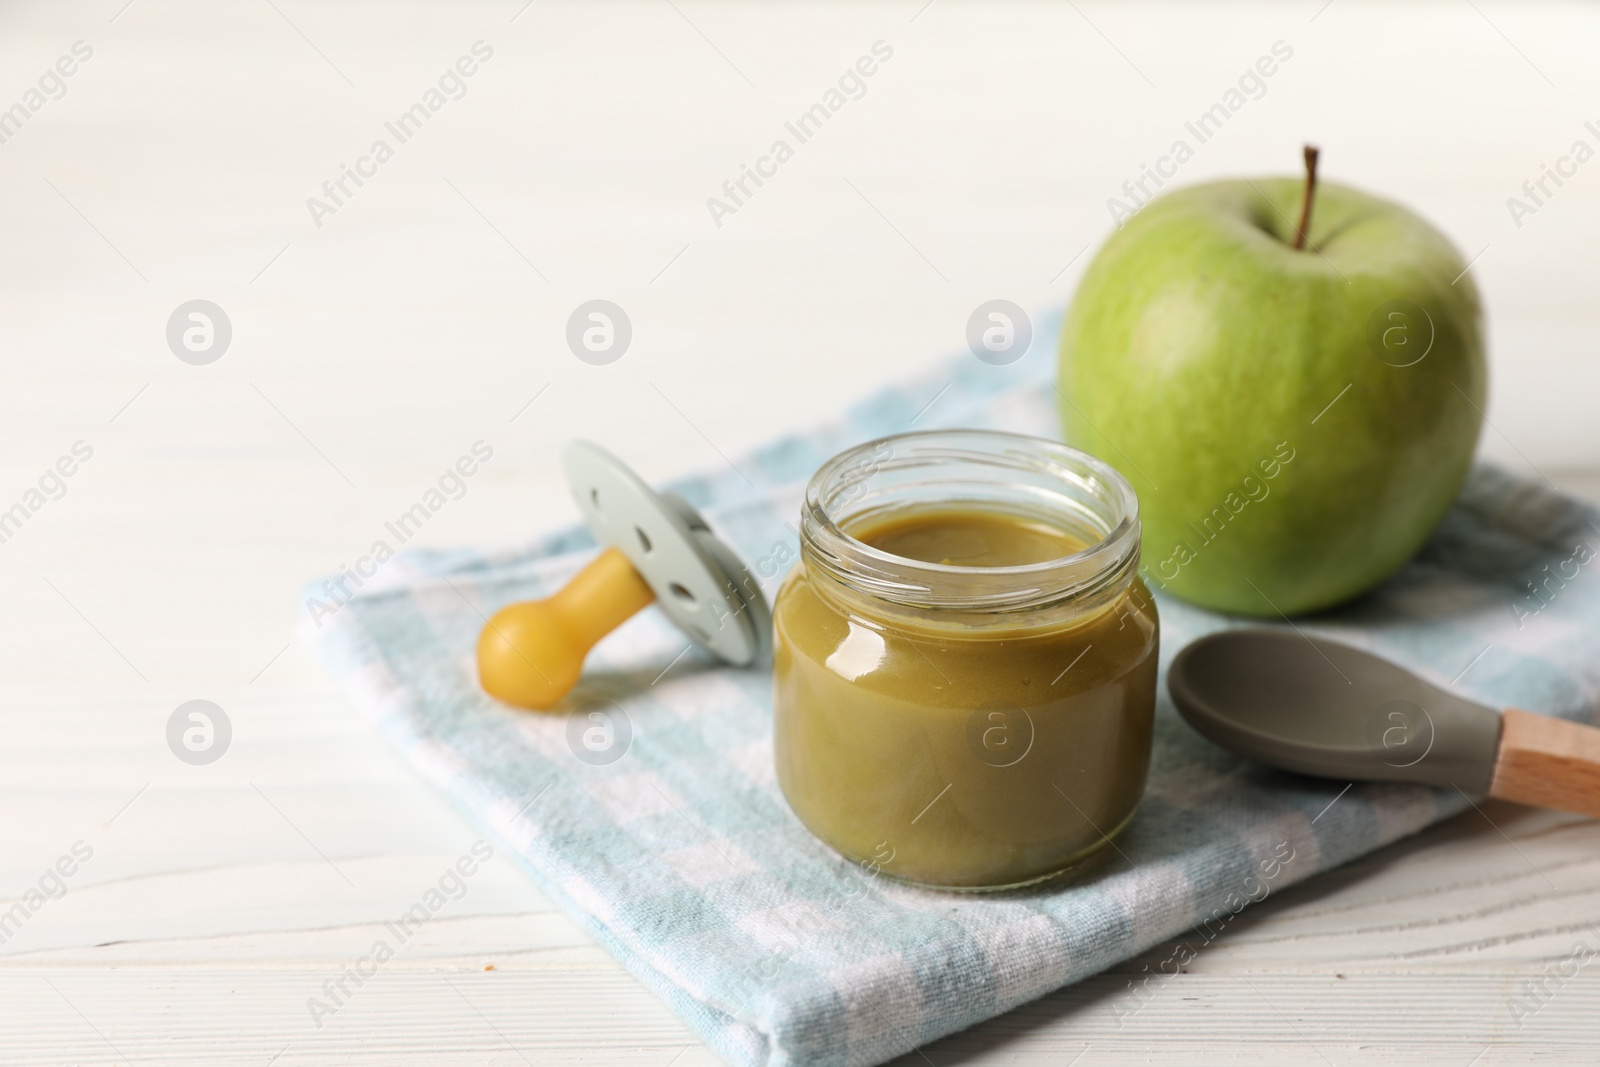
left=476, top=441, right=771, bottom=710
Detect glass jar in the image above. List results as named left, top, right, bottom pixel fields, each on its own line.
left=772, top=429, right=1158, bottom=890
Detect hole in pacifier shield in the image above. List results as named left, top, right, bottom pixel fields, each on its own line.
left=966, top=300, right=1031, bottom=366
left=1365, top=300, right=1434, bottom=367
left=566, top=300, right=631, bottom=366
left=567, top=699, right=632, bottom=766
left=167, top=699, right=232, bottom=765
left=166, top=300, right=232, bottom=365
left=965, top=701, right=1035, bottom=768
left=1363, top=699, right=1434, bottom=769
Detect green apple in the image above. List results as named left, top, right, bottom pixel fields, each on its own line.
left=1059, top=175, right=1486, bottom=616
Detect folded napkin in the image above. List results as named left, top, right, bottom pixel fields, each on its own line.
left=308, top=319, right=1600, bottom=1067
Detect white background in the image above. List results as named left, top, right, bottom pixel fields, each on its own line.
left=3, top=1, right=1600, bottom=1063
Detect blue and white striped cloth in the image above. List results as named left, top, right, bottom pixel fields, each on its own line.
left=308, top=318, right=1600, bottom=1066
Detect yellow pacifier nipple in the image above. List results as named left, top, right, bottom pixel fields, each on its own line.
left=477, top=547, right=656, bottom=710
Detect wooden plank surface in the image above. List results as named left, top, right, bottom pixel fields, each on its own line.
left=3, top=1, right=1600, bottom=1063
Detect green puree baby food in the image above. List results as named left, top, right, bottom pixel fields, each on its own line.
left=865, top=510, right=1090, bottom=568
left=774, top=487, right=1159, bottom=890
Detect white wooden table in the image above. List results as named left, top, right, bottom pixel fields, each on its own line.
left=4, top=1, right=1599, bottom=1062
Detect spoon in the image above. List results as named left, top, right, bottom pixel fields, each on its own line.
left=1167, top=628, right=1600, bottom=818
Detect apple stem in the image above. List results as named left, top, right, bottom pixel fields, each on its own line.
left=1293, top=144, right=1320, bottom=251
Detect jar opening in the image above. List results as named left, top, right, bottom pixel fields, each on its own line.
left=800, top=429, right=1142, bottom=614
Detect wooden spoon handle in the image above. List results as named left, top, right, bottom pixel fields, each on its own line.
left=1488, top=708, right=1600, bottom=818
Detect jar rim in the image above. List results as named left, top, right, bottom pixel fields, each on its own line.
left=800, top=428, right=1142, bottom=613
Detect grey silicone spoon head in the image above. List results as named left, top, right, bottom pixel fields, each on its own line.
left=1168, top=628, right=1503, bottom=794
